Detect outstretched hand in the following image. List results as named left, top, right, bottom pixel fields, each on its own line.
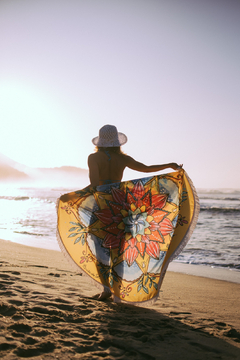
left=171, top=163, right=183, bottom=170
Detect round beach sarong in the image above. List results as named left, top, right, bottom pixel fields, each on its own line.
left=57, top=169, right=199, bottom=305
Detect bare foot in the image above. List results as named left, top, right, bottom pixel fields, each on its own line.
left=92, top=291, right=112, bottom=301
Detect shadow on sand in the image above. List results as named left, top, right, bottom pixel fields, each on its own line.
left=0, top=261, right=240, bottom=360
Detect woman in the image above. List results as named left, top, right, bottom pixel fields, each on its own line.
left=88, top=124, right=182, bottom=300
left=88, top=124, right=182, bottom=188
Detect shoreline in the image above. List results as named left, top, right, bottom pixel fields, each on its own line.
left=168, top=262, right=240, bottom=284
left=0, top=237, right=240, bottom=359
left=1, top=237, right=239, bottom=285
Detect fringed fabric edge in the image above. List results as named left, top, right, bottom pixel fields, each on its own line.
left=112, top=171, right=200, bottom=307
left=55, top=198, right=105, bottom=294
left=168, top=171, right=200, bottom=262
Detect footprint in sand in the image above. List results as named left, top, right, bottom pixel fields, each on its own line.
left=8, top=323, right=32, bottom=334
left=14, top=341, right=55, bottom=357
left=0, top=303, right=17, bottom=316
left=0, top=343, right=16, bottom=352
left=48, top=273, right=60, bottom=277
left=8, top=299, right=24, bottom=306
left=224, top=328, right=240, bottom=342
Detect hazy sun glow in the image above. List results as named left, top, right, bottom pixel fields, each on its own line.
left=0, top=0, right=240, bottom=188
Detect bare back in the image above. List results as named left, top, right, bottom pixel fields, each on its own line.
left=88, top=151, right=127, bottom=186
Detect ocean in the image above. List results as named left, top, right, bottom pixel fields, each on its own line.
left=0, top=185, right=239, bottom=272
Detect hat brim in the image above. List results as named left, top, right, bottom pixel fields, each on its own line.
left=92, top=132, right=127, bottom=147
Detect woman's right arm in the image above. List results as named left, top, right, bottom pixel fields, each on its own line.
left=125, top=156, right=182, bottom=172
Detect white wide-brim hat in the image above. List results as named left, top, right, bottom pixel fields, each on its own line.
left=92, top=125, right=127, bottom=147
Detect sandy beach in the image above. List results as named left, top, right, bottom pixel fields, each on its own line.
left=0, top=238, right=240, bottom=360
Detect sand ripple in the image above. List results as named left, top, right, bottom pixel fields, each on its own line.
left=0, top=240, right=240, bottom=359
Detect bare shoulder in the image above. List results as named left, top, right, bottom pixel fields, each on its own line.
left=123, top=155, right=149, bottom=171
left=88, top=152, right=103, bottom=159
left=88, top=152, right=99, bottom=164
left=124, top=155, right=139, bottom=166
left=117, top=153, right=131, bottom=165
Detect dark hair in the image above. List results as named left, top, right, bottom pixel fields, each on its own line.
left=96, top=146, right=125, bottom=155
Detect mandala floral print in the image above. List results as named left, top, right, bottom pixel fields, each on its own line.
left=93, top=181, right=174, bottom=266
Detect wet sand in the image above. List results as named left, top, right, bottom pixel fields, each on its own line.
left=0, top=239, right=240, bottom=359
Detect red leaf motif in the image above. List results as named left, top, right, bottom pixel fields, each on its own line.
left=105, top=222, right=121, bottom=235
left=142, top=193, right=151, bottom=208
left=146, top=241, right=160, bottom=259
left=127, top=193, right=136, bottom=205
left=147, top=206, right=154, bottom=215
left=116, top=230, right=125, bottom=239
left=136, top=241, right=145, bottom=257
left=102, top=233, right=120, bottom=249
left=112, top=214, right=123, bottom=223
left=125, top=246, right=138, bottom=266
left=123, top=202, right=131, bottom=211
left=159, top=218, right=173, bottom=236
left=95, top=209, right=112, bottom=225
left=111, top=188, right=126, bottom=204
left=152, top=194, right=167, bottom=209
left=109, top=202, right=123, bottom=215
left=132, top=181, right=145, bottom=199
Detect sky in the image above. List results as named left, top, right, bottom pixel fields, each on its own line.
left=0, top=0, right=240, bottom=189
